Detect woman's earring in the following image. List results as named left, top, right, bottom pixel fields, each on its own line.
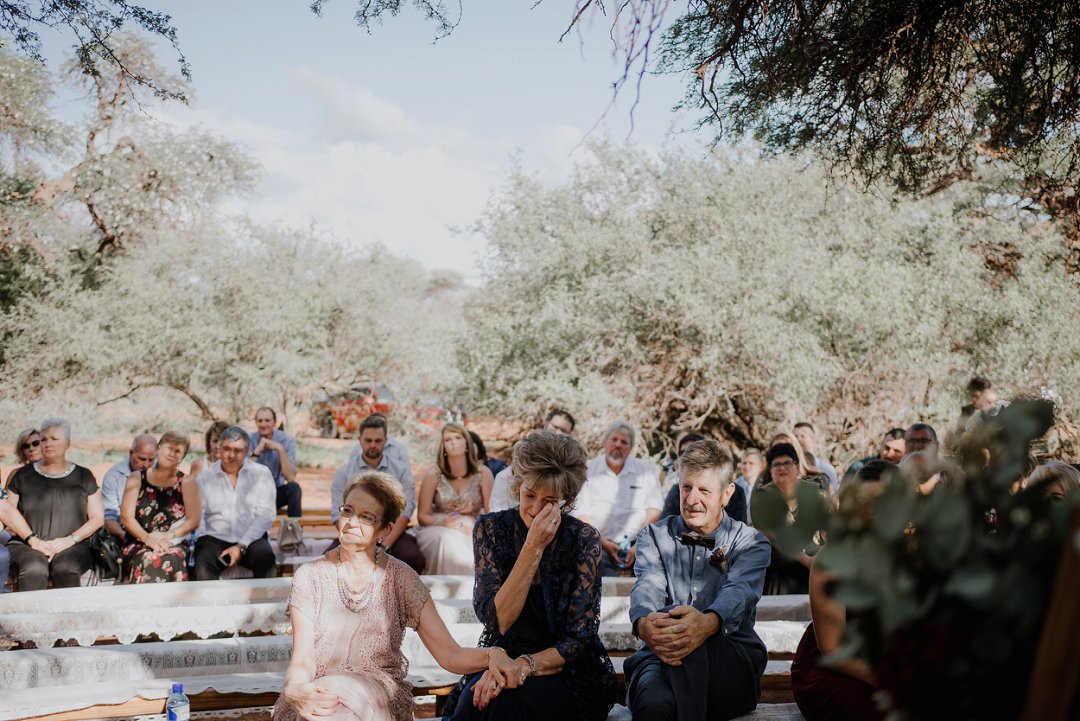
left=375, top=537, right=385, bottom=560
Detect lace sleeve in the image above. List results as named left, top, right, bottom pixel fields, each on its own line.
left=472, top=514, right=505, bottom=631
left=286, top=562, right=319, bottom=622
left=400, top=563, right=432, bottom=629
left=554, top=522, right=603, bottom=662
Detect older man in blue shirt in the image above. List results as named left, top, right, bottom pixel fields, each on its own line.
left=626, top=439, right=771, bottom=721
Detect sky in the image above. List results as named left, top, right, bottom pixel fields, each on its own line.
left=41, top=1, right=709, bottom=280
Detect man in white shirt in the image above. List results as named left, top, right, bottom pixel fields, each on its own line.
left=489, top=408, right=577, bottom=512
left=100, top=434, right=157, bottom=541
left=574, top=420, right=663, bottom=575
left=194, top=426, right=277, bottom=580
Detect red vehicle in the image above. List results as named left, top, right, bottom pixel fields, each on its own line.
left=310, top=383, right=396, bottom=438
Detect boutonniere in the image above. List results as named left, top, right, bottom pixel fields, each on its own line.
left=709, top=544, right=729, bottom=573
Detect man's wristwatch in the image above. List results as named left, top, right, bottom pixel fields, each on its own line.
left=237, top=544, right=248, bottom=555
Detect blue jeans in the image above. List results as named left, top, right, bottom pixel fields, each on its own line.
left=0, top=531, right=12, bottom=592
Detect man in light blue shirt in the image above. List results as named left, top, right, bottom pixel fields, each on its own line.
left=101, top=434, right=157, bottom=540
left=249, top=407, right=301, bottom=517
left=626, top=439, right=771, bottom=721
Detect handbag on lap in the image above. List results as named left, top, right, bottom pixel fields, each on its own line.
left=87, top=528, right=122, bottom=580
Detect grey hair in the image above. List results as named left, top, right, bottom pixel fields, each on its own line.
left=603, top=420, right=636, bottom=450
left=1028, top=461, right=1080, bottom=495
left=219, top=425, right=250, bottom=447
left=39, top=418, right=71, bottom=441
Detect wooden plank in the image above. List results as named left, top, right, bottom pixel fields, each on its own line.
left=21, top=691, right=280, bottom=721
left=1020, top=504, right=1080, bottom=721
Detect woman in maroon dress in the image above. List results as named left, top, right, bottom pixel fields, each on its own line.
left=790, top=460, right=891, bottom=721
left=120, top=431, right=201, bottom=583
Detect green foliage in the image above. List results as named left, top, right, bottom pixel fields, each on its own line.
left=458, top=142, right=1080, bottom=460
left=786, top=400, right=1078, bottom=720
left=0, top=1, right=189, bottom=100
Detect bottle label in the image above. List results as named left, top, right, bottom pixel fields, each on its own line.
left=167, top=706, right=190, bottom=721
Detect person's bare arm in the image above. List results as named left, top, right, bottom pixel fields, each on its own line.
left=479, top=467, right=494, bottom=513
left=810, top=559, right=876, bottom=685
left=416, top=467, right=440, bottom=527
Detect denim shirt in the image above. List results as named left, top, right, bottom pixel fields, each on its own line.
left=630, top=512, right=771, bottom=653
left=248, top=429, right=296, bottom=488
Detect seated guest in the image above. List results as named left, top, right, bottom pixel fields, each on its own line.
left=100, top=434, right=157, bottom=541
left=194, top=426, right=277, bottom=580
left=903, top=423, right=938, bottom=458
left=574, top=420, right=663, bottom=575
left=791, top=460, right=891, bottom=721
left=188, top=420, right=229, bottom=479
left=842, top=428, right=906, bottom=485
left=1, top=428, right=43, bottom=590
left=3, top=418, right=104, bottom=590
left=753, top=443, right=824, bottom=594
left=736, top=448, right=765, bottom=523
left=470, top=430, right=507, bottom=479
left=331, top=414, right=424, bottom=573
left=793, top=423, right=839, bottom=494
left=764, top=431, right=830, bottom=492
left=626, top=439, right=771, bottom=721
left=489, top=408, right=576, bottom=512
left=0, top=486, right=17, bottom=591
left=250, top=407, right=302, bottom=518
left=447, top=431, right=616, bottom=721
left=415, top=423, right=493, bottom=574
left=120, top=431, right=202, bottom=583
left=661, top=432, right=705, bottom=497
left=660, top=433, right=747, bottom=525
left=275, top=471, right=519, bottom=721
left=1026, top=460, right=1080, bottom=503
left=5, top=427, right=44, bottom=485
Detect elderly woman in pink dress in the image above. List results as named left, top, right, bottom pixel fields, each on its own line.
left=276, top=470, right=519, bottom=721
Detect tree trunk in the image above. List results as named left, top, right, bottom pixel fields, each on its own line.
left=170, top=383, right=215, bottom=421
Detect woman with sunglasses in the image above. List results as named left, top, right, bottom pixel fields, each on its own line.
left=1, top=429, right=44, bottom=590
left=5, top=428, right=43, bottom=486
left=276, top=470, right=519, bottom=721
left=4, top=418, right=104, bottom=590
left=445, top=431, right=616, bottom=721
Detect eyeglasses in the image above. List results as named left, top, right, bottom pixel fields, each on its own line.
left=20, top=439, right=41, bottom=451
left=338, top=506, right=383, bottom=526
left=770, top=460, right=796, bottom=471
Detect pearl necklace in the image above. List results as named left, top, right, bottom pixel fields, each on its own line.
left=335, top=548, right=383, bottom=613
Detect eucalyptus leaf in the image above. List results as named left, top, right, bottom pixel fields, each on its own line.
left=749, top=486, right=789, bottom=535
left=874, top=472, right=915, bottom=542
left=832, top=580, right=880, bottom=610
left=944, top=566, right=997, bottom=601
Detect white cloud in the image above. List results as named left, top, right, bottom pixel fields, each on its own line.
left=160, top=76, right=605, bottom=281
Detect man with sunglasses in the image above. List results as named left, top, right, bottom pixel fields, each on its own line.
left=101, top=433, right=158, bottom=541
left=625, top=439, right=771, bottom=721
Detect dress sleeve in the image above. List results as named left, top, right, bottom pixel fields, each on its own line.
left=472, top=514, right=506, bottom=631
left=400, top=564, right=432, bottom=630
left=287, top=562, right=320, bottom=622
left=80, top=467, right=98, bottom=496
left=554, top=522, right=604, bottom=662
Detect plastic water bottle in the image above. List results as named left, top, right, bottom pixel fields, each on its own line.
left=616, top=533, right=632, bottom=568
left=166, top=682, right=190, bottom=721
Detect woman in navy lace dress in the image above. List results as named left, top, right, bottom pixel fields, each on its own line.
left=446, top=431, right=615, bottom=721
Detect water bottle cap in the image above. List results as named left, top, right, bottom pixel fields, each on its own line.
left=171, top=682, right=183, bottom=693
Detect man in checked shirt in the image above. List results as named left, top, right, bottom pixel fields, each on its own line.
left=625, top=439, right=772, bottom=721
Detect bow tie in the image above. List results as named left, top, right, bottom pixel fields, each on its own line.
left=680, top=532, right=715, bottom=549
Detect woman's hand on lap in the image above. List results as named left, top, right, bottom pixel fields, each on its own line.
left=486, top=647, right=521, bottom=688
left=284, top=681, right=339, bottom=719
left=471, top=669, right=506, bottom=710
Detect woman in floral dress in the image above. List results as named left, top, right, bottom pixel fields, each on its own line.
left=120, top=431, right=201, bottom=583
